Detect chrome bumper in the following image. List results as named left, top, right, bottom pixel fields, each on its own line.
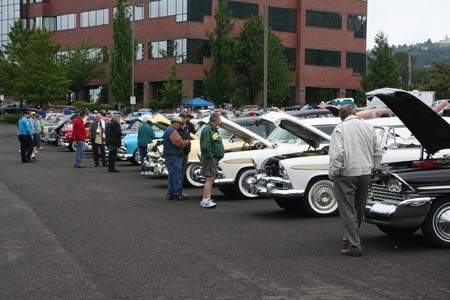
left=215, top=178, right=234, bottom=186
left=365, top=197, right=433, bottom=228
left=254, top=174, right=302, bottom=198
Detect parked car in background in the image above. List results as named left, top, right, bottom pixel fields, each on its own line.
left=58, top=122, right=91, bottom=152
left=42, top=113, right=77, bottom=144
left=364, top=91, right=450, bottom=248
left=0, top=102, right=35, bottom=115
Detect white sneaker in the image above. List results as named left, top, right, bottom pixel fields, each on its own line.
left=200, top=199, right=216, bottom=209
left=140, top=171, right=145, bottom=175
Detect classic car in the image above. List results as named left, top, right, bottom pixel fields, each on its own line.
left=215, top=113, right=341, bottom=198
left=42, top=113, right=77, bottom=144
left=254, top=116, right=449, bottom=216
left=364, top=91, right=450, bottom=248
left=57, top=123, right=92, bottom=152
left=118, top=114, right=167, bottom=164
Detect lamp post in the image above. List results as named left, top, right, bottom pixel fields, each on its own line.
left=130, top=5, right=135, bottom=113
left=263, top=0, right=268, bottom=112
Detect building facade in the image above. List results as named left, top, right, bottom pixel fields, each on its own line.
left=1, top=0, right=367, bottom=106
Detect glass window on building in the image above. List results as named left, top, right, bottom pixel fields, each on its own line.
left=136, top=43, right=144, bottom=60
left=0, top=0, right=20, bottom=48
left=346, top=52, right=366, bottom=75
left=81, top=8, right=109, bottom=28
left=269, top=7, right=296, bottom=33
left=57, top=13, right=76, bottom=31
left=283, top=48, right=296, bottom=70
left=187, top=0, right=212, bottom=22
left=347, top=14, right=367, bottom=38
left=149, top=0, right=211, bottom=23
left=134, top=3, right=144, bottom=20
left=43, top=17, right=56, bottom=32
left=151, top=81, right=165, bottom=100
left=228, top=1, right=258, bottom=20
left=193, top=80, right=203, bottom=98
left=306, top=10, right=342, bottom=30
left=305, top=87, right=339, bottom=104
left=134, top=82, right=144, bottom=103
left=305, top=48, right=341, bottom=67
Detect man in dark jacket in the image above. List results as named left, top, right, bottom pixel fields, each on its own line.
left=89, top=113, right=106, bottom=167
left=105, top=114, right=122, bottom=172
left=73, top=111, right=87, bottom=168
left=163, top=116, right=190, bottom=200
left=200, top=112, right=224, bottom=209
left=179, top=113, right=192, bottom=178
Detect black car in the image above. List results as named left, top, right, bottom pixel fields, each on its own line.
left=365, top=91, right=450, bottom=247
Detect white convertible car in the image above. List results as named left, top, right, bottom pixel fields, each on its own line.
left=254, top=116, right=450, bottom=216
left=215, top=113, right=341, bottom=198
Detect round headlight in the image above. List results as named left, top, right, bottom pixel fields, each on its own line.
left=387, top=178, right=402, bottom=193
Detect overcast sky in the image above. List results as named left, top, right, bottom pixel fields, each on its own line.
left=367, top=0, right=450, bottom=49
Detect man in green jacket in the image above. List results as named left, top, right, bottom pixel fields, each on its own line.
left=200, top=112, right=224, bottom=208
left=138, top=115, right=156, bottom=175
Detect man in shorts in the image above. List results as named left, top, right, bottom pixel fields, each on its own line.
left=200, top=112, right=224, bottom=209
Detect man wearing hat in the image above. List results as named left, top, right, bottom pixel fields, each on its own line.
left=185, top=112, right=196, bottom=134
left=162, top=116, right=190, bottom=200
left=17, top=111, right=33, bottom=163
left=137, top=115, right=155, bottom=174
left=29, top=111, right=41, bottom=159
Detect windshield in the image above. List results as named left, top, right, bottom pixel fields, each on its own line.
left=374, top=125, right=420, bottom=149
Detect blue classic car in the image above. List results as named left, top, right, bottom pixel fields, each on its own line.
left=118, top=115, right=167, bottom=165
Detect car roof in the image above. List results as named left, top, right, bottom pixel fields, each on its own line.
left=292, top=116, right=341, bottom=126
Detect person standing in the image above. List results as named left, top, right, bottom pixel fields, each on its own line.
left=37, top=114, right=44, bottom=150
left=329, top=106, right=383, bottom=256
left=29, top=112, right=41, bottom=159
left=185, top=113, right=196, bottom=134
left=72, top=111, right=87, bottom=168
left=89, top=113, right=107, bottom=167
left=137, top=115, right=155, bottom=175
left=105, top=114, right=122, bottom=172
left=163, top=116, right=190, bottom=200
left=179, top=113, right=192, bottom=180
left=17, top=111, right=33, bottom=163
left=200, top=112, right=224, bottom=209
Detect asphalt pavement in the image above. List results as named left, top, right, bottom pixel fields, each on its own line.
left=1, top=123, right=449, bottom=300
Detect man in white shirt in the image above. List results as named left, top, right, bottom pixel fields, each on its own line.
left=329, top=106, right=383, bottom=256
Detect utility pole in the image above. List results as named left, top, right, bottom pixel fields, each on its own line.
left=407, top=47, right=412, bottom=89
left=263, top=0, right=268, bottom=112
left=131, top=5, right=135, bottom=113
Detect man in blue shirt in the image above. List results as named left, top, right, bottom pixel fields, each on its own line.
left=17, top=111, right=33, bottom=163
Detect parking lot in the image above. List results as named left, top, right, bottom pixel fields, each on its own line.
left=1, top=122, right=449, bottom=300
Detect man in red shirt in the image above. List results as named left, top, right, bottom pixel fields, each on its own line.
left=73, top=111, right=87, bottom=168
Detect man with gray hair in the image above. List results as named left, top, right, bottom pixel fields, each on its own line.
left=329, top=105, right=383, bottom=256
left=200, top=112, right=224, bottom=209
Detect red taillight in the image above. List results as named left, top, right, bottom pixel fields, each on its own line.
left=412, top=160, right=442, bottom=169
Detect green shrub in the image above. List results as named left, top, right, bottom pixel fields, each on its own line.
left=0, top=114, right=21, bottom=124
left=99, top=104, right=117, bottom=111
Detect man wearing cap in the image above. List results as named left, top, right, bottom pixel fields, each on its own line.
left=137, top=115, right=155, bottom=175
left=200, top=112, right=224, bottom=209
left=29, top=111, right=41, bottom=159
left=185, top=113, right=196, bottom=134
left=163, top=116, right=190, bottom=200
left=17, top=111, right=33, bottom=163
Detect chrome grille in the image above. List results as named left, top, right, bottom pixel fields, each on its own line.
left=369, top=183, right=403, bottom=202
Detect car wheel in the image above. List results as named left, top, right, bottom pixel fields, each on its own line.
left=185, top=163, right=205, bottom=187
left=422, top=199, right=450, bottom=248
left=69, top=141, right=76, bottom=152
left=132, top=149, right=141, bottom=165
left=377, top=225, right=419, bottom=237
left=275, top=198, right=300, bottom=211
left=303, top=178, right=338, bottom=217
left=234, top=168, right=258, bottom=199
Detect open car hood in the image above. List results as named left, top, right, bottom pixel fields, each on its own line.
left=199, top=116, right=273, bottom=147
left=262, top=112, right=331, bottom=148
left=369, top=90, right=450, bottom=154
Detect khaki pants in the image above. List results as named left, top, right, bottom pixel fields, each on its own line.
left=333, top=175, right=370, bottom=251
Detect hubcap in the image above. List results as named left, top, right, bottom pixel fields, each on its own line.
left=240, top=171, right=257, bottom=196
left=311, top=184, right=335, bottom=210
left=190, top=165, right=205, bottom=183
left=434, top=205, right=450, bottom=241
left=134, top=150, right=141, bottom=165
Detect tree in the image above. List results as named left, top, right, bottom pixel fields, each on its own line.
left=109, top=0, right=132, bottom=107
left=0, top=20, right=69, bottom=106
left=233, top=17, right=293, bottom=106
left=420, top=61, right=450, bottom=99
left=63, top=41, right=106, bottom=102
left=362, top=31, right=401, bottom=92
left=160, top=65, right=183, bottom=108
left=203, top=0, right=235, bottom=104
